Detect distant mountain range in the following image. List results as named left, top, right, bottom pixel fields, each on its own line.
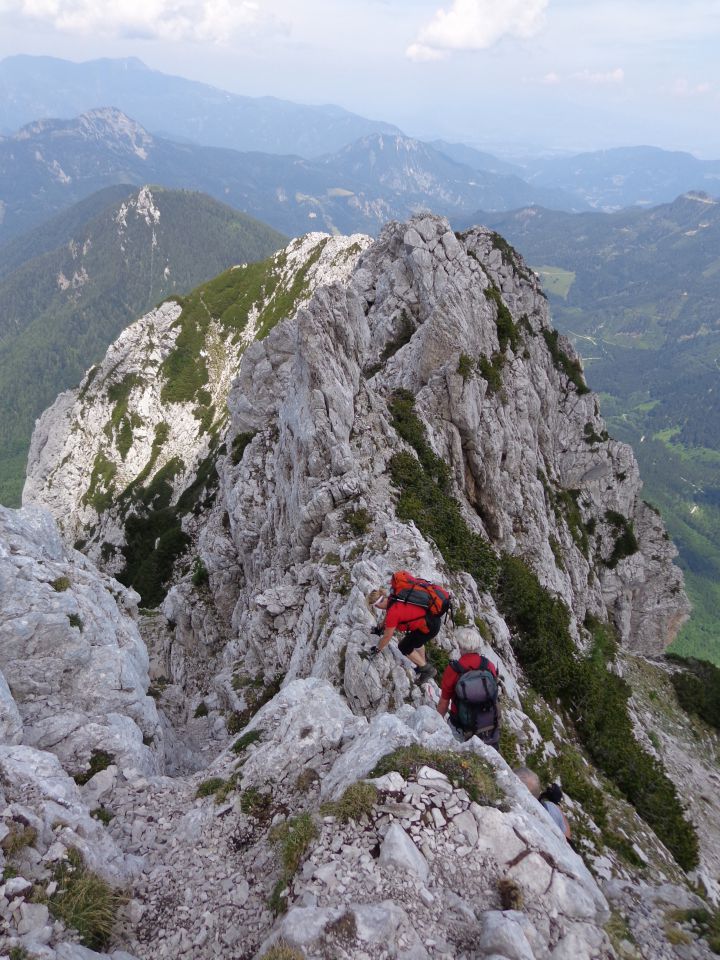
left=518, top=146, right=720, bottom=212
left=0, top=54, right=402, bottom=157
left=478, top=192, right=720, bottom=660
left=0, top=108, right=585, bottom=247
left=0, top=186, right=285, bottom=505
left=4, top=55, right=718, bottom=218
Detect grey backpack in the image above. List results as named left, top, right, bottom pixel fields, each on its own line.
left=451, top=657, right=500, bottom=745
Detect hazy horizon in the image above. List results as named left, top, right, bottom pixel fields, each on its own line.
left=0, top=0, right=719, bottom=158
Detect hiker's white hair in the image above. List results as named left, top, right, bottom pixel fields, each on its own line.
left=455, top=626, right=482, bottom=653
left=514, top=767, right=542, bottom=799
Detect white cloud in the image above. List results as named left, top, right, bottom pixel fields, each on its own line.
left=406, top=0, right=548, bottom=60
left=0, top=0, right=274, bottom=43
left=542, top=70, right=561, bottom=85
left=405, top=42, right=445, bottom=62
left=672, top=77, right=712, bottom=97
left=572, top=67, right=624, bottom=84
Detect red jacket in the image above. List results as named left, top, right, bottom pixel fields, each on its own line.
left=385, top=601, right=429, bottom=634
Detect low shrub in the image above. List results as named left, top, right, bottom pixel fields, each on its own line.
left=457, top=353, right=475, bottom=381
left=388, top=391, right=498, bottom=592
left=194, top=702, right=209, bottom=718
left=484, top=284, right=520, bottom=353
left=345, top=507, right=372, bottom=536
left=380, top=311, right=415, bottom=361
left=497, top=559, right=698, bottom=870
left=669, top=655, right=720, bottom=731
left=68, top=613, right=83, bottom=631
left=477, top=353, right=505, bottom=394
left=604, top=510, right=638, bottom=568
left=90, top=807, right=114, bottom=826
left=191, top=557, right=209, bottom=587
left=51, top=576, right=71, bottom=592
left=542, top=328, right=590, bottom=394
left=426, top=640, right=451, bottom=676
left=498, top=727, right=521, bottom=766
left=231, top=431, right=256, bottom=466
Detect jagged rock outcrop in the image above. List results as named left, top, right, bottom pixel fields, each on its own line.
left=10, top=214, right=711, bottom=960
left=24, top=231, right=371, bottom=575
left=188, top=214, right=685, bottom=723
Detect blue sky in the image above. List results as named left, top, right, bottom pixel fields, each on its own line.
left=1, top=0, right=719, bottom=156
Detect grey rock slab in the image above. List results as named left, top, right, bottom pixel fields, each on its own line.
left=477, top=910, right=535, bottom=960
left=379, top=822, right=429, bottom=881
left=17, top=900, right=49, bottom=934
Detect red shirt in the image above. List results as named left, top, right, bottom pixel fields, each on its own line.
left=385, top=602, right=428, bottom=633
left=440, top=653, right=498, bottom=716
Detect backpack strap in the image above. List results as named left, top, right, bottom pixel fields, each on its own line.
left=450, top=659, right=467, bottom=675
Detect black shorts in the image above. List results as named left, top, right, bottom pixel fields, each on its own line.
left=397, top=614, right=442, bottom=655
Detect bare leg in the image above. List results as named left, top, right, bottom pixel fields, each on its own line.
left=408, top=648, right=426, bottom=668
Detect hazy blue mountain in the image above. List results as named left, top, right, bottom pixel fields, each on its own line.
left=428, top=139, right=523, bottom=176
left=471, top=192, right=720, bottom=660
left=0, top=54, right=402, bottom=157
left=0, top=111, right=588, bottom=247
left=521, top=146, right=720, bottom=210
left=0, top=185, right=285, bottom=506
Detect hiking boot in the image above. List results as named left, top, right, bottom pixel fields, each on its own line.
left=415, top=664, right=437, bottom=683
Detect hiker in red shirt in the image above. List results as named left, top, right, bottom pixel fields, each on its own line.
left=366, top=572, right=451, bottom=683
left=436, top=627, right=501, bottom=749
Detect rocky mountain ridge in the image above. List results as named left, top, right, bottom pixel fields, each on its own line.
left=3, top=215, right=718, bottom=959
left=0, top=108, right=581, bottom=248
left=0, top=184, right=285, bottom=506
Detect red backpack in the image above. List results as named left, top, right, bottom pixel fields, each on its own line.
left=389, top=571, right=453, bottom=619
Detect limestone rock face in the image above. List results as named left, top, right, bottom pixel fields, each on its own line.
left=23, top=232, right=372, bottom=574
left=0, top=505, right=160, bottom=775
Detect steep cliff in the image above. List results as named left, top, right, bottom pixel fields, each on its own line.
left=9, top=216, right=718, bottom=960
left=25, top=232, right=370, bottom=590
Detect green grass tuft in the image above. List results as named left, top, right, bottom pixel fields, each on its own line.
left=1, top=824, right=38, bottom=857
left=232, top=730, right=263, bottom=753
left=321, top=782, right=378, bottom=823
left=196, top=777, right=228, bottom=799
left=268, top=813, right=318, bottom=914
left=259, top=943, right=306, bottom=960
left=49, top=849, right=123, bottom=951
left=371, top=746, right=500, bottom=805
left=74, top=750, right=114, bottom=786
left=51, top=576, right=71, bottom=592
